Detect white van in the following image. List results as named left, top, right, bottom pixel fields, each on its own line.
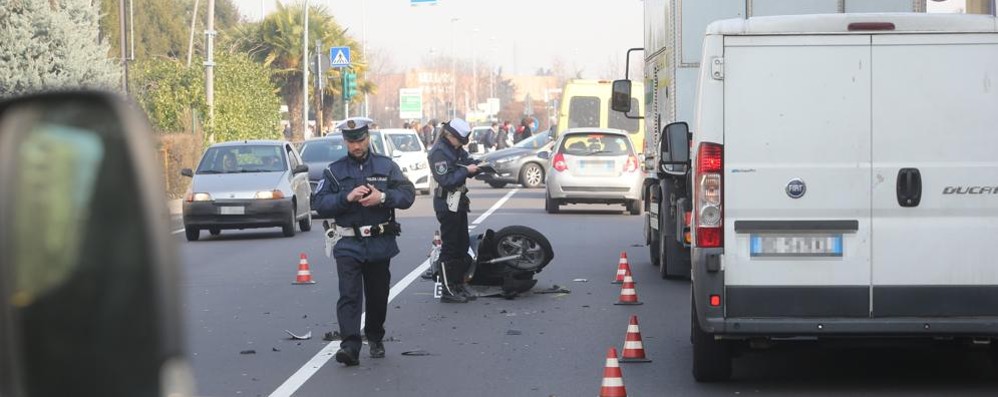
left=677, top=13, right=998, bottom=382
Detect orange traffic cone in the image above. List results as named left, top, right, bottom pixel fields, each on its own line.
left=599, top=347, right=628, bottom=397
left=619, top=315, right=652, bottom=363
left=614, top=274, right=643, bottom=305
left=612, top=251, right=632, bottom=284
left=293, top=253, right=316, bottom=285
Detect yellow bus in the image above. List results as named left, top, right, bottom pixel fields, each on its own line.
left=556, top=79, right=645, bottom=154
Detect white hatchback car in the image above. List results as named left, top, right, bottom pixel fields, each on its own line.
left=379, top=128, right=432, bottom=194
left=544, top=128, right=643, bottom=215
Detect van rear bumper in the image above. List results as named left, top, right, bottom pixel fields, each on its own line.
left=704, top=317, right=998, bottom=338
left=692, top=248, right=998, bottom=337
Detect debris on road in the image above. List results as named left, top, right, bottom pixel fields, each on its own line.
left=272, top=347, right=281, bottom=352
left=535, top=285, right=571, bottom=294
left=506, top=329, right=523, bottom=335
left=401, top=350, right=434, bottom=356
left=285, top=330, right=312, bottom=340
left=573, top=278, right=588, bottom=282
left=239, top=350, right=256, bottom=355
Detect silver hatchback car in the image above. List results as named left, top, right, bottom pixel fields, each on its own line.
left=544, top=129, right=643, bottom=215
left=181, top=140, right=312, bottom=241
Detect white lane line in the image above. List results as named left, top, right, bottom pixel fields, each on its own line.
left=171, top=228, right=185, bottom=235
left=471, top=188, right=518, bottom=226
left=268, top=188, right=519, bottom=397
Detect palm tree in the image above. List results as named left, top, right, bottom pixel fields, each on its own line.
left=229, top=1, right=370, bottom=141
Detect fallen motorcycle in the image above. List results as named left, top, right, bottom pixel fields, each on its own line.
left=424, top=225, right=554, bottom=299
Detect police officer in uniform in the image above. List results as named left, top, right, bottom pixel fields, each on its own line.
left=428, top=118, right=481, bottom=303
left=313, top=117, right=416, bottom=366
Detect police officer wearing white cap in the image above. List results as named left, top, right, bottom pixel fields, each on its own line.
left=427, top=118, right=481, bottom=303
left=313, top=117, right=416, bottom=365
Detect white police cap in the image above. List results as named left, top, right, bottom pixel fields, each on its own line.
left=336, top=117, right=375, bottom=141
left=443, top=118, right=472, bottom=143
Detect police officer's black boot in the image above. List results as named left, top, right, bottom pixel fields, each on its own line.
left=439, top=260, right=469, bottom=303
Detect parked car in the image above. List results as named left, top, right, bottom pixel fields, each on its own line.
left=299, top=134, right=348, bottom=195
left=544, top=128, right=642, bottom=214
left=180, top=140, right=312, bottom=241
left=467, top=126, right=493, bottom=157
left=380, top=128, right=432, bottom=194
left=475, top=130, right=553, bottom=188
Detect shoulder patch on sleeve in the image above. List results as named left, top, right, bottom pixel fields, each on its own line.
left=434, top=161, right=449, bottom=175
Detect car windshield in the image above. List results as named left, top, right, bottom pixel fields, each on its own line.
left=513, top=131, right=551, bottom=150
left=386, top=133, right=423, bottom=152
left=559, top=133, right=632, bottom=156
left=301, top=138, right=347, bottom=163
left=369, top=131, right=385, bottom=155
left=196, top=144, right=287, bottom=174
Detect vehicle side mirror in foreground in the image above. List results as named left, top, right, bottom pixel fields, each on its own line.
left=611, top=80, right=632, bottom=113
left=660, top=121, right=691, bottom=174
left=0, top=91, right=191, bottom=397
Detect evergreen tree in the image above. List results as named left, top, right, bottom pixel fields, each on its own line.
left=0, top=0, right=119, bottom=97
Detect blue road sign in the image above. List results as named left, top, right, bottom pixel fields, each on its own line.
left=329, top=46, right=351, bottom=68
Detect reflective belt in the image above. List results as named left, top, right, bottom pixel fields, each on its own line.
left=336, top=222, right=392, bottom=238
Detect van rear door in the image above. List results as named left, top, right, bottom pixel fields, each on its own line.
left=870, top=33, right=998, bottom=317
left=722, top=35, right=873, bottom=318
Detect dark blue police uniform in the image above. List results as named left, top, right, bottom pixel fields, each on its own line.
left=312, top=128, right=415, bottom=363
left=427, top=130, right=480, bottom=300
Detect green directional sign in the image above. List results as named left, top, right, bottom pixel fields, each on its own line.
left=399, top=88, right=422, bottom=119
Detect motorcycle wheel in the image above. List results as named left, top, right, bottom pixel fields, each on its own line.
left=491, top=225, right=554, bottom=273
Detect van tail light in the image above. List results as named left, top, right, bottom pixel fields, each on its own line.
left=695, top=142, right=723, bottom=248
left=623, top=155, right=639, bottom=173
left=553, top=152, right=568, bottom=172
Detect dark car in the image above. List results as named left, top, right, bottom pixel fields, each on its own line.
left=299, top=134, right=349, bottom=195
left=475, top=130, right=553, bottom=188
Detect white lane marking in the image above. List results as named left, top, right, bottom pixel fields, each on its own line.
left=471, top=188, right=518, bottom=226
left=171, top=228, right=185, bottom=235
left=268, top=188, right=519, bottom=397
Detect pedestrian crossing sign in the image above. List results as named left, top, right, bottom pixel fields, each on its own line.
left=329, top=46, right=351, bottom=68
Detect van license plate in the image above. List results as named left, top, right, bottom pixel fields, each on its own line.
left=220, top=206, right=244, bottom=215
left=750, top=235, right=842, bottom=257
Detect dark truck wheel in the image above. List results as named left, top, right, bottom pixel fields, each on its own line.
left=627, top=199, right=642, bottom=215
left=692, top=294, right=732, bottom=382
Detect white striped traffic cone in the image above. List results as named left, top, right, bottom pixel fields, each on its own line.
left=293, top=253, right=316, bottom=284
left=613, top=274, right=642, bottom=305
left=599, top=347, right=627, bottom=397
left=620, top=315, right=651, bottom=363
left=612, top=251, right=631, bottom=284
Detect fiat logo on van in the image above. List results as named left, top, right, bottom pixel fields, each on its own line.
left=786, top=178, right=806, bottom=199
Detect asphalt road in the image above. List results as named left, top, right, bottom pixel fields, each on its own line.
left=173, top=181, right=998, bottom=397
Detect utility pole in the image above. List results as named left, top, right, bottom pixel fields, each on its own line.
left=314, top=40, right=324, bottom=135
left=118, top=0, right=128, bottom=94
left=205, top=0, right=216, bottom=134
left=186, top=0, right=200, bottom=67
left=450, top=17, right=459, bottom=119
left=302, top=0, right=310, bottom=140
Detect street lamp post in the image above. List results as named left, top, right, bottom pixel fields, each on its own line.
left=472, top=28, right=479, bottom=116
left=302, top=0, right=309, bottom=139
left=450, top=17, right=459, bottom=119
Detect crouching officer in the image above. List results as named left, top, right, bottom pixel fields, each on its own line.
left=428, top=118, right=480, bottom=303
left=312, top=117, right=416, bottom=366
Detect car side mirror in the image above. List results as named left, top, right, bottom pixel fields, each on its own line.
left=537, top=151, right=550, bottom=160
left=293, top=164, right=309, bottom=174
left=181, top=168, right=193, bottom=178
left=660, top=122, right=691, bottom=174
left=0, top=92, right=191, bottom=396
left=611, top=80, right=632, bottom=113
left=391, top=150, right=403, bottom=159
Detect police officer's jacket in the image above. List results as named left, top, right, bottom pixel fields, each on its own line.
left=313, top=153, right=416, bottom=262
left=427, top=139, right=480, bottom=213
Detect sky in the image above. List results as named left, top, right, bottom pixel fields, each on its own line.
left=231, top=0, right=644, bottom=78
left=231, top=0, right=972, bottom=78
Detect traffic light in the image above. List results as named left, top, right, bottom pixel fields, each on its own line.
left=342, top=72, right=358, bottom=101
